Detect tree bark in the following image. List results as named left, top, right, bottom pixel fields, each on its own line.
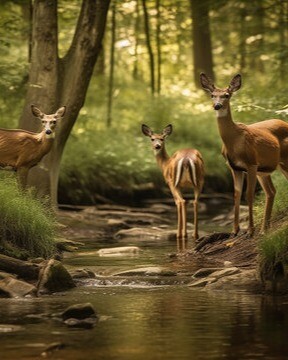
left=141, top=0, right=155, bottom=95
left=107, top=1, right=116, bottom=127
left=156, top=0, right=161, bottom=94
left=19, top=0, right=110, bottom=207
left=190, top=0, right=214, bottom=84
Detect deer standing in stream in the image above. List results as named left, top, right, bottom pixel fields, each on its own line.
left=142, top=124, right=204, bottom=250
left=200, top=73, right=288, bottom=237
left=0, top=105, right=66, bottom=189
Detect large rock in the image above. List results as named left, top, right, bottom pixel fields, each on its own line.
left=0, top=277, right=37, bottom=298
left=37, top=259, right=75, bottom=295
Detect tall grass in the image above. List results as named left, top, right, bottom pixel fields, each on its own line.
left=256, top=173, right=288, bottom=282
left=0, top=175, right=57, bottom=259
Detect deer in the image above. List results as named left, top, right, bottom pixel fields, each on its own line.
left=0, top=105, right=66, bottom=189
left=142, top=124, right=204, bottom=250
left=200, top=72, right=288, bottom=237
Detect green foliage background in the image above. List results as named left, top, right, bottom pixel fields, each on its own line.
left=1, top=0, right=288, bottom=266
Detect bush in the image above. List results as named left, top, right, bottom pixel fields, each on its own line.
left=0, top=175, right=57, bottom=259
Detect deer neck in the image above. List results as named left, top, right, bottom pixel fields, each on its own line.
left=215, top=104, right=239, bottom=145
left=155, top=146, right=170, bottom=170
left=36, top=131, right=55, bottom=153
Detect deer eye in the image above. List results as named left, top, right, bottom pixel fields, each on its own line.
left=52, top=120, right=57, bottom=125
left=211, top=95, right=214, bottom=98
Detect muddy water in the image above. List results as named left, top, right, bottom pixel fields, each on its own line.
left=1, top=201, right=288, bottom=359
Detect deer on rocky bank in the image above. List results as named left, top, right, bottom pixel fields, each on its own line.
left=142, top=124, right=204, bottom=250
left=0, top=105, right=66, bottom=189
left=200, top=73, right=288, bottom=237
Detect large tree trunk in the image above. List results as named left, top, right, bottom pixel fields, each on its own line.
left=19, top=0, right=110, bottom=207
left=190, top=0, right=214, bottom=84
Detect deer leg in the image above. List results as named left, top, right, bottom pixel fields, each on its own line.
left=257, top=175, right=276, bottom=233
left=246, top=166, right=258, bottom=237
left=231, top=170, right=244, bottom=236
left=16, top=168, right=29, bottom=190
left=169, top=185, right=185, bottom=247
left=181, top=198, right=187, bottom=239
left=193, top=191, right=200, bottom=240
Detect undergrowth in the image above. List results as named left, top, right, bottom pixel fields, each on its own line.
left=0, top=175, right=57, bottom=259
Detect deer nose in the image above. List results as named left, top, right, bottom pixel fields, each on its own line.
left=45, top=129, right=52, bottom=135
left=214, top=103, right=222, bottom=110
left=155, top=144, right=161, bottom=150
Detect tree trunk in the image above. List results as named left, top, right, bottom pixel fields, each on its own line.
left=133, top=0, right=140, bottom=79
left=156, top=0, right=161, bottom=95
left=107, top=1, right=116, bottom=127
left=141, top=0, right=155, bottom=95
left=190, top=0, right=214, bottom=84
left=19, top=0, right=110, bottom=207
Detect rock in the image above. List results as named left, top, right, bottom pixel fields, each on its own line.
left=62, top=303, right=98, bottom=329
left=208, top=267, right=240, bottom=280
left=188, top=277, right=217, bottom=288
left=0, top=277, right=37, bottom=298
left=97, top=246, right=140, bottom=257
left=63, top=317, right=97, bottom=329
left=0, top=271, right=16, bottom=280
left=0, top=324, right=23, bottom=332
left=114, top=227, right=176, bottom=242
left=114, top=227, right=159, bottom=240
left=69, top=269, right=96, bottom=279
left=113, top=266, right=176, bottom=277
left=224, top=261, right=233, bottom=267
left=37, top=259, right=75, bottom=294
left=192, top=268, right=223, bottom=278
left=206, top=269, right=262, bottom=293
left=188, top=267, right=241, bottom=289
left=62, top=302, right=97, bottom=320
left=41, top=342, right=66, bottom=356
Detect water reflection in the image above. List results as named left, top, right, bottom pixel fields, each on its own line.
left=0, top=286, right=288, bottom=359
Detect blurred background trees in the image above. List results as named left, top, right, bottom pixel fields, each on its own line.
left=0, top=0, right=288, bottom=205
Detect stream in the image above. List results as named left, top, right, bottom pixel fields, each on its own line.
left=1, top=198, right=288, bottom=359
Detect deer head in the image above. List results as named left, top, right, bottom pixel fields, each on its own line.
left=31, top=105, right=66, bottom=138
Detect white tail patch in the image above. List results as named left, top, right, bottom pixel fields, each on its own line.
left=174, top=157, right=197, bottom=187
left=175, top=158, right=184, bottom=187
left=188, top=158, right=197, bottom=187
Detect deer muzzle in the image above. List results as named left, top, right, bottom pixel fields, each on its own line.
left=214, top=103, right=223, bottom=110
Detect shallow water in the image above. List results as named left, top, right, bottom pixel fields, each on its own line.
left=1, top=202, right=288, bottom=359
left=1, top=284, right=288, bottom=359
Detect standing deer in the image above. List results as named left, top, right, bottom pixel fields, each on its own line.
left=200, top=73, right=288, bottom=236
left=142, top=124, right=204, bottom=249
left=0, top=105, right=66, bottom=189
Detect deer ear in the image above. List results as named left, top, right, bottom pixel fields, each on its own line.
left=162, top=124, right=173, bottom=137
left=31, top=105, right=44, bottom=119
left=142, top=124, right=153, bottom=137
left=200, top=73, right=215, bottom=93
left=228, top=74, right=241, bottom=93
left=56, top=106, right=66, bottom=118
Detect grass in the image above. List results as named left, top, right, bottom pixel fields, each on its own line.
left=0, top=175, right=57, bottom=259
left=255, top=173, right=288, bottom=284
